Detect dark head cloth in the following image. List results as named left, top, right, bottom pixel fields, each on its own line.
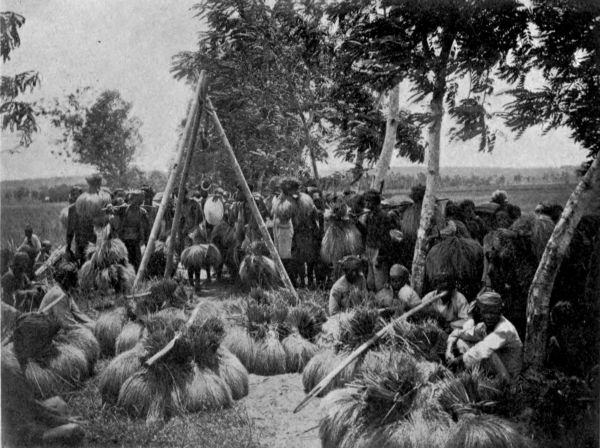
left=476, top=291, right=503, bottom=311
left=340, top=255, right=362, bottom=273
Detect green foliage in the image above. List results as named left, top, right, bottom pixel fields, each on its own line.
left=172, top=0, right=334, bottom=188
left=500, top=0, right=600, bottom=158
left=327, top=0, right=529, bottom=154
left=48, top=89, right=142, bottom=188
left=0, top=11, right=40, bottom=147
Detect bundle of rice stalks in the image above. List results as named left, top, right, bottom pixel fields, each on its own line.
left=154, top=307, right=188, bottom=322
left=78, top=260, right=95, bottom=291
left=282, top=332, right=318, bottom=372
left=56, top=325, right=100, bottom=373
left=98, top=343, right=146, bottom=403
left=302, top=349, right=360, bottom=396
left=446, top=414, right=533, bottom=448
left=95, top=263, right=135, bottom=294
left=115, top=322, right=145, bottom=355
left=94, top=307, right=129, bottom=356
left=319, top=353, right=422, bottom=448
left=46, top=343, right=89, bottom=385
left=12, top=314, right=93, bottom=399
left=187, top=316, right=225, bottom=370
left=183, top=365, right=233, bottom=412
left=366, top=408, right=453, bottom=448
left=321, top=218, right=364, bottom=265
left=75, top=190, right=111, bottom=221
left=287, top=305, right=323, bottom=342
left=272, top=195, right=297, bottom=221
left=510, top=214, right=554, bottom=261
left=436, top=368, right=498, bottom=420
left=89, top=238, right=129, bottom=267
left=216, top=346, right=249, bottom=400
left=145, top=240, right=166, bottom=278
left=59, top=205, right=69, bottom=230
left=181, top=244, right=208, bottom=270
left=389, top=319, right=448, bottom=362
left=249, top=287, right=271, bottom=305
left=337, top=307, right=384, bottom=351
left=319, top=311, right=354, bottom=346
left=252, top=328, right=287, bottom=376
left=425, top=236, right=483, bottom=300
left=142, top=312, right=190, bottom=365
left=223, top=327, right=257, bottom=371
left=239, top=254, right=282, bottom=289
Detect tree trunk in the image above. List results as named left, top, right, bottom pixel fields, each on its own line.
left=523, top=154, right=599, bottom=370
left=301, top=111, right=320, bottom=182
left=410, top=33, right=455, bottom=295
left=371, top=83, right=400, bottom=191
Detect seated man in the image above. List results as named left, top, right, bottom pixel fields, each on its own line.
left=422, top=272, right=469, bottom=331
left=329, top=256, right=367, bottom=315
left=375, top=264, right=421, bottom=314
left=446, top=291, right=523, bottom=382
left=38, top=262, right=93, bottom=329
left=1, top=252, right=45, bottom=311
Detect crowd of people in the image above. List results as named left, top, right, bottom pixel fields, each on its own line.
left=2, top=172, right=573, bottom=381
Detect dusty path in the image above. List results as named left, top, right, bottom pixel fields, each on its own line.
left=194, top=282, right=324, bottom=448
left=244, top=374, right=323, bottom=448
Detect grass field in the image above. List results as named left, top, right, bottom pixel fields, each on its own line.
left=387, top=183, right=577, bottom=213
left=1, top=201, right=67, bottom=248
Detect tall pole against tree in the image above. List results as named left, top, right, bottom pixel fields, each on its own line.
left=206, top=97, right=298, bottom=299
left=132, top=73, right=207, bottom=290
left=164, top=72, right=208, bottom=278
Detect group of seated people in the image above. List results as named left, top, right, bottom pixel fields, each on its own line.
left=328, top=256, right=522, bottom=381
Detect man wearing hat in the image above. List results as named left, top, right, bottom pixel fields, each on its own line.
left=328, top=255, right=367, bottom=315
left=446, top=291, right=523, bottom=381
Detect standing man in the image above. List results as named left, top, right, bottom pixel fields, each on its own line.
left=65, top=185, right=84, bottom=264
left=112, top=190, right=148, bottom=271
left=357, top=190, right=396, bottom=292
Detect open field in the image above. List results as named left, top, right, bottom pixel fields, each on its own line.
left=1, top=201, right=67, bottom=248
left=387, top=183, right=577, bottom=213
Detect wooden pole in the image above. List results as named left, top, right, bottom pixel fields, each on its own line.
left=164, top=72, right=208, bottom=278
left=293, top=290, right=445, bottom=413
left=206, top=97, right=298, bottom=299
left=132, top=74, right=206, bottom=290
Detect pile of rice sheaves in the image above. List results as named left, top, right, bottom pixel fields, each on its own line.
left=223, top=294, right=326, bottom=375
left=9, top=313, right=98, bottom=399
left=99, top=312, right=249, bottom=425
left=317, top=351, right=529, bottom=448
left=78, top=228, right=135, bottom=294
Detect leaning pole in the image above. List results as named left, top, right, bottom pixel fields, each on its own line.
left=206, top=97, right=298, bottom=299
left=133, top=72, right=207, bottom=290
left=164, top=72, right=208, bottom=277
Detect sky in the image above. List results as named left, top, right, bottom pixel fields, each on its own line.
left=0, top=0, right=588, bottom=181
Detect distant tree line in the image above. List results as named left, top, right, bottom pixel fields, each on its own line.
left=320, top=168, right=577, bottom=193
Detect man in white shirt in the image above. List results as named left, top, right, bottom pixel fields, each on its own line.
left=446, top=291, right=523, bottom=381
left=422, top=272, right=469, bottom=331
left=328, top=256, right=367, bottom=315
left=17, top=224, right=42, bottom=277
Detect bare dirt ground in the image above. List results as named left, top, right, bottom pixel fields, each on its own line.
left=195, top=282, right=324, bottom=448
left=245, top=374, right=322, bottom=448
